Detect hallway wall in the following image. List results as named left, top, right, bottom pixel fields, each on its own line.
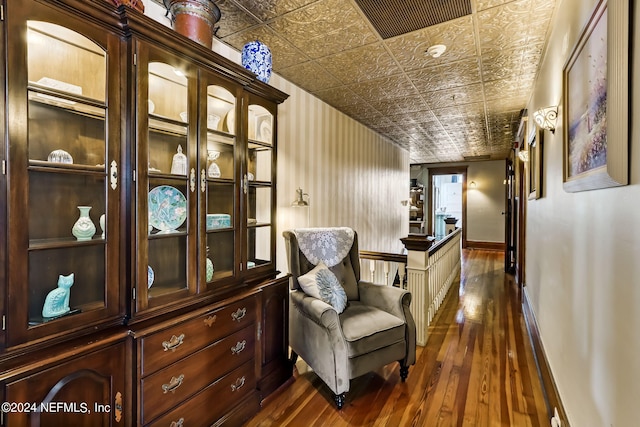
left=525, top=0, right=639, bottom=425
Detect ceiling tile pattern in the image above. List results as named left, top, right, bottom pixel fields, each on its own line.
left=211, top=0, right=557, bottom=163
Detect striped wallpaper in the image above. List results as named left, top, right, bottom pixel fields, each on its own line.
left=270, top=75, right=411, bottom=275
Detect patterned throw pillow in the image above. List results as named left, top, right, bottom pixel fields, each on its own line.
left=297, top=262, right=325, bottom=299
left=316, top=268, right=347, bottom=314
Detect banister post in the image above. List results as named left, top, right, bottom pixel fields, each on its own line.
left=400, top=234, right=434, bottom=346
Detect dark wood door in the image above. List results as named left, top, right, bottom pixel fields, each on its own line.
left=4, top=341, right=127, bottom=426
left=257, top=277, right=291, bottom=398
left=504, top=158, right=516, bottom=274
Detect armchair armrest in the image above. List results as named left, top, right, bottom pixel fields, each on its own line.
left=358, top=282, right=416, bottom=367
left=289, top=290, right=350, bottom=395
left=358, top=281, right=411, bottom=319
left=290, top=290, right=341, bottom=330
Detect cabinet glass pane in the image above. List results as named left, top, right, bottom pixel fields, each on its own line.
left=248, top=144, right=272, bottom=183
left=248, top=105, right=272, bottom=144
left=247, top=185, right=271, bottom=268
left=25, top=22, right=108, bottom=326
left=29, top=246, right=105, bottom=324
left=206, top=134, right=234, bottom=180
left=205, top=85, right=236, bottom=285
left=207, top=85, right=235, bottom=135
left=148, top=235, right=187, bottom=297
left=206, top=231, right=234, bottom=281
left=147, top=181, right=188, bottom=296
left=248, top=226, right=271, bottom=269
left=27, top=96, right=106, bottom=167
left=148, top=62, right=188, bottom=121
left=27, top=21, right=106, bottom=102
left=29, top=172, right=105, bottom=241
left=148, top=62, right=189, bottom=176
left=145, top=61, right=189, bottom=297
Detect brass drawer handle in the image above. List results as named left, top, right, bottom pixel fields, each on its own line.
left=231, top=307, right=247, bottom=322
left=162, top=374, right=185, bottom=394
left=162, top=334, right=185, bottom=352
left=170, top=417, right=184, bottom=427
left=204, top=314, right=217, bottom=327
left=230, top=376, right=246, bottom=392
left=114, top=391, right=122, bottom=423
left=231, top=340, right=246, bottom=355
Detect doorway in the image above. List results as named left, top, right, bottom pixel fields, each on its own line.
left=428, top=166, right=468, bottom=247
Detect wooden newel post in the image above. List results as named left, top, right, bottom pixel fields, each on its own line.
left=400, top=234, right=434, bottom=346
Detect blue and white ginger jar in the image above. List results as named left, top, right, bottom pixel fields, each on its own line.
left=241, top=40, right=272, bottom=83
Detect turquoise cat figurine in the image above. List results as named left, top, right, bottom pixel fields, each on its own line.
left=42, top=273, right=74, bottom=318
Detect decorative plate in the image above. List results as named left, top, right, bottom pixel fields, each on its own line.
left=224, top=109, right=235, bottom=134
left=148, top=266, right=154, bottom=288
left=259, top=120, right=272, bottom=142
left=148, top=185, right=187, bottom=231
left=207, top=113, right=220, bottom=130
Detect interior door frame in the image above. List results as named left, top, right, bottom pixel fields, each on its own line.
left=427, top=166, right=468, bottom=248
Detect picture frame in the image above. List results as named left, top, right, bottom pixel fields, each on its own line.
left=528, top=125, right=543, bottom=200
left=562, top=0, right=629, bottom=192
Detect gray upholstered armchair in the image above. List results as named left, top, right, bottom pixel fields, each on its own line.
left=283, top=227, right=416, bottom=409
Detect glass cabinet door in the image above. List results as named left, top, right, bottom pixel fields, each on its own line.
left=6, top=12, right=123, bottom=344
left=245, top=99, right=276, bottom=274
left=135, top=42, right=197, bottom=312
left=199, top=73, right=239, bottom=291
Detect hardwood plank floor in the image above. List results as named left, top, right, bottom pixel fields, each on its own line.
left=245, top=249, right=549, bottom=426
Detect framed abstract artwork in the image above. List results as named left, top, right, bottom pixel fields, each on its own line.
left=562, top=0, right=629, bottom=192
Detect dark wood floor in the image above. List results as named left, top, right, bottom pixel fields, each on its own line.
left=245, top=249, right=549, bottom=426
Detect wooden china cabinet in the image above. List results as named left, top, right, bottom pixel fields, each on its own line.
left=0, top=0, right=290, bottom=426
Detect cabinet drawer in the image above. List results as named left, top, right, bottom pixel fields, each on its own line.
left=141, top=296, right=256, bottom=376
left=141, top=324, right=255, bottom=425
left=145, top=359, right=256, bottom=427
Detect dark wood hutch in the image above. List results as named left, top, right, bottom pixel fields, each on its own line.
left=0, top=0, right=291, bottom=425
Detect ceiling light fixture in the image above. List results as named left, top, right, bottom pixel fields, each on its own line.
left=533, top=106, right=558, bottom=133
left=426, top=44, right=446, bottom=58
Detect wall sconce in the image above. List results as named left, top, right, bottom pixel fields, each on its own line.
left=469, top=181, right=477, bottom=189
left=518, top=150, right=529, bottom=162
left=533, top=106, right=558, bottom=133
left=291, top=187, right=309, bottom=207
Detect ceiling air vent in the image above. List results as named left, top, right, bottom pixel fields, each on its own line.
left=463, top=155, right=491, bottom=161
left=354, top=0, right=472, bottom=39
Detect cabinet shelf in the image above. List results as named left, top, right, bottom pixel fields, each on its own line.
left=206, top=226, right=233, bottom=233
left=248, top=222, right=270, bottom=229
left=29, top=236, right=106, bottom=251
left=149, top=114, right=188, bottom=137
left=148, top=171, right=189, bottom=181
left=29, top=160, right=106, bottom=175
left=249, top=180, right=272, bottom=187
left=28, top=301, right=104, bottom=326
left=148, top=230, right=188, bottom=239
left=248, top=140, right=272, bottom=149
left=207, top=128, right=236, bottom=142
left=28, top=83, right=106, bottom=118
left=148, top=284, right=187, bottom=299
left=207, top=177, right=233, bottom=185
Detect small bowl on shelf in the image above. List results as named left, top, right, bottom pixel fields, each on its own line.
left=47, top=149, right=73, bottom=164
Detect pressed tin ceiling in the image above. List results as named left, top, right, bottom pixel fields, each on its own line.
left=158, top=0, right=558, bottom=164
